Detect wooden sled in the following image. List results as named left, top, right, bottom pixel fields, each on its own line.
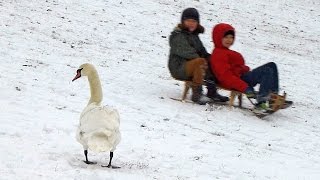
left=173, top=80, right=287, bottom=118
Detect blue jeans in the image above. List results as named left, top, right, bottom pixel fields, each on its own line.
left=241, top=62, right=279, bottom=103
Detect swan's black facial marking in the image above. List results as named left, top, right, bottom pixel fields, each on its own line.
left=72, top=68, right=83, bottom=82
left=76, top=68, right=83, bottom=74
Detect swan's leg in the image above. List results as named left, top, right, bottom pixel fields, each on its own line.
left=83, top=150, right=97, bottom=164
left=101, top=152, right=120, bottom=168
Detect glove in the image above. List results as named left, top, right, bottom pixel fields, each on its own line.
left=244, top=86, right=255, bottom=98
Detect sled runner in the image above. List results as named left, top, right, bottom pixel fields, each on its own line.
left=171, top=81, right=292, bottom=118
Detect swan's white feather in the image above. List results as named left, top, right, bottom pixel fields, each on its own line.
left=76, top=102, right=121, bottom=152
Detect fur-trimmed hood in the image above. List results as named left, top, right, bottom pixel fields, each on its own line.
left=174, top=23, right=205, bottom=35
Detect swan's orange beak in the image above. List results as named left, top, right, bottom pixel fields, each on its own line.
left=72, top=69, right=82, bottom=82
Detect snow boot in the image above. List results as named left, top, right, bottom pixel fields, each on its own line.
left=191, top=85, right=211, bottom=105
left=206, top=79, right=229, bottom=102
left=207, top=89, right=229, bottom=102
left=253, top=101, right=273, bottom=114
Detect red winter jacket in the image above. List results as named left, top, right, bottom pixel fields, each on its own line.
left=210, top=23, right=250, bottom=92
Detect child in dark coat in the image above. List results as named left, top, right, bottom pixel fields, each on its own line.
left=168, top=8, right=228, bottom=105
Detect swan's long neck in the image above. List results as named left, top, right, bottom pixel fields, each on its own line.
left=87, top=69, right=103, bottom=105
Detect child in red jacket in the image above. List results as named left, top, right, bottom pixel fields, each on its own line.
left=210, top=23, right=292, bottom=110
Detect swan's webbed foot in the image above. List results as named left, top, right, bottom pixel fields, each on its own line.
left=101, top=152, right=120, bottom=168
left=101, top=164, right=120, bottom=168
left=83, top=150, right=96, bottom=165
left=83, top=160, right=97, bottom=165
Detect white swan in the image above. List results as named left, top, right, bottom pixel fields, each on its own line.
left=72, top=63, right=121, bottom=168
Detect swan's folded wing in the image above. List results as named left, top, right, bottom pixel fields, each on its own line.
left=79, top=104, right=120, bottom=134
left=102, top=105, right=120, bottom=126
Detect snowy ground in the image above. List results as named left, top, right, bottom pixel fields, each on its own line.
left=1, top=0, right=320, bottom=179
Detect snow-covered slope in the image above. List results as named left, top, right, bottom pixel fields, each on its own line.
left=0, top=0, right=319, bottom=179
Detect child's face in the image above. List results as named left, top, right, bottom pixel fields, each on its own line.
left=222, top=35, right=234, bottom=48
left=183, top=19, right=198, bottom=32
